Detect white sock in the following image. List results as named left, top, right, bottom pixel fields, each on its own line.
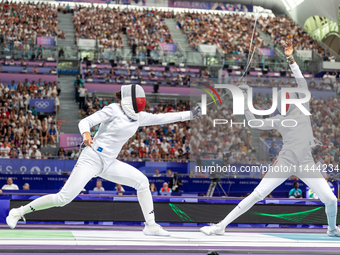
left=20, top=194, right=57, bottom=215
left=137, top=187, right=155, bottom=225
left=220, top=191, right=261, bottom=227
left=326, top=202, right=337, bottom=230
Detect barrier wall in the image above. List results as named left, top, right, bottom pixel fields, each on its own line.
left=0, top=174, right=314, bottom=198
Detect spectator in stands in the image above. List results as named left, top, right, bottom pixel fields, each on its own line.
left=160, top=182, right=172, bottom=193
left=289, top=182, right=303, bottom=198
left=49, top=125, right=57, bottom=147
left=23, top=183, right=30, bottom=190
left=169, top=173, right=183, bottom=192
left=29, top=145, right=41, bottom=159
left=188, top=170, right=196, bottom=178
left=115, top=184, right=125, bottom=192
left=74, top=75, right=84, bottom=103
left=78, top=85, right=87, bottom=110
left=93, top=180, right=105, bottom=191
left=268, top=142, right=277, bottom=159
left=50, top=67, right=57, bottom=74
left=37, top=46, right=44, bottom=59
left=58, top=147, right=67, bottom=158
left=2, top=178, right=19, bottom=190
left=153, top=169, right=162, bottom=177
left=149, top=183, right=157, bottom=192
left=40, top=126, right=49, bottom=148
left=71, top=148, right=80, bottom=159
left=32, top=67, right=39, bottom=73
left=166, top=169, right=173, bottom=177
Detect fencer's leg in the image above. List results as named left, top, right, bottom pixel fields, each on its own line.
left=99, top=160, right=169, bottom=236
left=299, top=167, right=338, bottom=233
left=201, top=156, right=292, bottom=236
left=200, top=176, right=288, bottom=235
left=6, top=148, right=103, bottom=229
left=225, top=162, right=293, bottom=225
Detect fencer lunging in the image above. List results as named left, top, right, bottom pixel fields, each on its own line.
left=200, top=39, right=339, bottom=237
left=7, top=84, right=202, bottom=236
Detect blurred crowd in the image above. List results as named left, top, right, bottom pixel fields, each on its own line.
left=176, top=12, right=266, bottom=54
left=261, top=96, right=340, bottom=166
left=0, top=76, right=61, bottom=159
left=232, top=74, right=338, bottom=91
left=258, top=15, right=335, bottom=61
left=191, top=101, right=257, bottom=165
left=73, top=5, right=170, bottom=60
left=0, top=1, right=65, bottom=47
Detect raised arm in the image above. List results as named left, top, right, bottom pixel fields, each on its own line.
left=283, top=39, right=310, bottom=111
left=138, top=111, right=191, bottom=127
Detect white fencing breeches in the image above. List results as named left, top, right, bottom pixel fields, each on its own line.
left=21, top=147, right=155, bottom=224
left=221, top=150, right=338, bottom=230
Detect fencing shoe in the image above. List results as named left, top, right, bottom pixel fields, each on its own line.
left=143, top=222, right=170, bottom=236
left=200, top=223, right=225, bottom=236
left=6, top=207, right=26, bottom=229
left=327, top=226, right=340, bottom=237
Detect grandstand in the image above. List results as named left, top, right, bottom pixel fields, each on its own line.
left=1, top=0, right=340, bottom=253
left=0, top=0, right=338, bottom=185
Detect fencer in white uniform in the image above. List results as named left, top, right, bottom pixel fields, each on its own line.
left=201, top=40, right=340, bottom=237
left=7, top=84, right=202, bottom=236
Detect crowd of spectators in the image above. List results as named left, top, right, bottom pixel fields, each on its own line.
left=0, top=58, right=57, bottom=73
left=83, top=63, right=212, bottom=86
left=261, top=95, right=340, bottom=166
left=258, top=15, right=335, bottom=61
left=0, top=1, right=65, bottom=51
left=229, top=75, right=337, bottom=91
left=73, top=5, right=169, bottom=61
left=190, top=102, right=257, bottom=166
left=0, top=75, right=61, bottom=159
left=176, top=12, right=266, bottom=54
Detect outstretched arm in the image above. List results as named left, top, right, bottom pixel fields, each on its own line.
left=138, top=111, right=191, bottom=126
left=283, top=39, right=310, bottom=111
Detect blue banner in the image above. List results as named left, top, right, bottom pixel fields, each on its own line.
left=0, top=159, right=77, bottom=175
left=0, top=159, right=188, bottom=175
left=30, top=99, right=55, bottom=113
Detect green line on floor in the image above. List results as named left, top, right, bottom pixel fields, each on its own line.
left=0, top=230, right=75, bottom=239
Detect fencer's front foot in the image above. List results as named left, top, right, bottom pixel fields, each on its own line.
left=327, top=226, right=340, bottom=237
left=143, top=223, right=170, bottom=236
left=6, top=207, right=25, bottom=229
left=200, top=223, right=225, bottom=236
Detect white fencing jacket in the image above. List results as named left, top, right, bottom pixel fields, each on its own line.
left=78, top=104, right=191, bottom=168
left=245, top=62, right=315, bottom=164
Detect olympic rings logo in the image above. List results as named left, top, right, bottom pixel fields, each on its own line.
left=35, top=101, right=50, bottom=109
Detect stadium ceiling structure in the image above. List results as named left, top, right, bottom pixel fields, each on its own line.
left=192, top=0, right=340, bottom=26
left=191, top=0, right=340, bottom=54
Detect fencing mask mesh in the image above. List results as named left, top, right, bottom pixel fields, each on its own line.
left=277, top=90, right=297, bottom=115
left=121, top=84, right=146, bottom=120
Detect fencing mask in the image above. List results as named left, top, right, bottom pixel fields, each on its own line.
left=121, top=84, right=146, bottom=120
left=277, top=90, right=297, bottom=115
